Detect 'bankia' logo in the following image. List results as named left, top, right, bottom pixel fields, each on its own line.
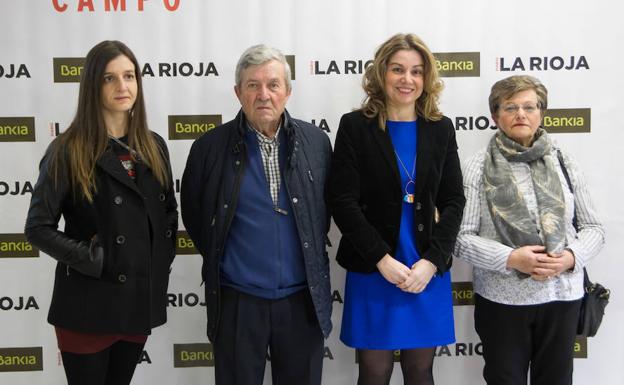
left=434, top=52, right=480, bottom=77
left=54, top=58, right=218, bottom=83
left=0, top=234, right=38, bottom=258
left=176, top=231, right=199, bottom=255
left=574, top=336, right=587, bottom=359
left=0, top=64, right=31, bottom=79
left=168, top=115, right=222, bottom=140
left=452, top=282, right=474, bottom=306
left=496, top=55, right=589, bottom=71
left=53, top=58, right=85, bottom=83
left=174, top=343, right=214, bottom=367
left=0, top=347, right=43, bottom=372
left=543, top=108, right=590, bottom=133
left=0, top=117, right=36, bottom=142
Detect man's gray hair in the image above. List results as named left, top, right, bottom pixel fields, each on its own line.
left=235, top=44, right=292, bottom=90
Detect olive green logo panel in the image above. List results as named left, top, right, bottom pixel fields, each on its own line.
left=0, top=347, right=43, bottom=372
left=573, top=336, right=587, bottom=359
left=0, top=234, right=39, bottom=258
left=173, top=343, right=214, bottom=367
left=53, top=57, right=85, bottom=83
left=285, top=55, right=296, bottom=80
left=452, top=281, right=475, bottom=305
left=168, top=115, right=222, bottom=140
left=0, top=117, right=35, bottom=142
left=434, top=52, right=480, bottom=77
left=543, top=108, right=590, bottom=133
left=176, top=231, right=199, bottom=255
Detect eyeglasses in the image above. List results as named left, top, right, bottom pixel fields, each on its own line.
left=499, top=103, right=541, bottom=115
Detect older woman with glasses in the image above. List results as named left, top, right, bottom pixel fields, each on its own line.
left=454, top=75, right=605, bottom=385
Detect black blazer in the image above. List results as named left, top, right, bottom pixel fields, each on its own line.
left=25, top=133, right=178, bottom=334
left=327, top=110, right=465, bottom=274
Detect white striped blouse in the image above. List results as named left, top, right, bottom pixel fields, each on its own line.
left=453, top=145, right=605, bottom=305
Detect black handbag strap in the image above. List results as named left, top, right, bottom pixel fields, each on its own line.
left=556, top=150, right=578, bottom=230
left=555, top=149, right=590, bottom=286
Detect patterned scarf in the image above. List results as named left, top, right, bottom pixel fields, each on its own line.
left=483, top=128, right=566, bottom=254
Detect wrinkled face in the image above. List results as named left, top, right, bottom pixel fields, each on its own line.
left=384, top=49, right=424, bottom=112
left=235, top=59, right=291, bottom=132
left=100, top=55, right=137, bottom=116
left=493, top=89, right=542, bottom=147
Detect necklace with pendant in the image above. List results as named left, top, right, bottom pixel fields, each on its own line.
left=394, top=150, right=416, bottom=204
left=109, top=135, right=141, bottom=161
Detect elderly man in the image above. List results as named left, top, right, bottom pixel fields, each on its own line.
left=181, top=44, right=332, bottom=385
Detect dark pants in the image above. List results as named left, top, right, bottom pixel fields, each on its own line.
left=474, top=294, right=582, bottom=385
left=214, top=287, right=324, bottom=385
left=61, top=340, right=145, bottom=385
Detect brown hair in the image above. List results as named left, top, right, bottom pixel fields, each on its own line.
left=50, top=40, right=168, bottom=201
left=488, top=75, right=548, bottom=116
left=362, top=33, right=444, bottom=129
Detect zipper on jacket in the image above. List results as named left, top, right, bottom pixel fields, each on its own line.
left=219, top=141, right=246, bottom=262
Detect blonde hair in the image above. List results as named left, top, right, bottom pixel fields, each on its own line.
left=362, top=33, right=444, bottom=129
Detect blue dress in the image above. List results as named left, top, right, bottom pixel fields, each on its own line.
left=340, top=120, right=455, bottom=349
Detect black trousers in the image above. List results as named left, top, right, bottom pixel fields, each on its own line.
left=214, top=287, right=324, bottom=385
left=61, top=340, right=145, bottom=385
left=474, top=294, right=582, bottom=385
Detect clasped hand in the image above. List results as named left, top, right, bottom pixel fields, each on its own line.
left=376, top=254, right=436, bottom=293
left=506, top=245, right=576, bottom=281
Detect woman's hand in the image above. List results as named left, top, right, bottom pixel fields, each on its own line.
left=507, top=245, right=549, bottom=275
left=376, top=254, right=411, bottom=285
left=397, top=259, right=437, bottom=293
left=531, top=249, right=576, bottom=280
left=507, top=245, right=575, bottom=280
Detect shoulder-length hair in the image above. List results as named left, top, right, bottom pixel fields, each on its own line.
left=50, top=40, right=168, bottom=201
left=362, top=33, right=444, bottom=129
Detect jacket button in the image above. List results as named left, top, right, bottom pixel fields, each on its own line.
left=417, top=224, right=424, bottom=232
left=118, top=274, right=127, bottom=283
left=113, top=196, right=123, bottom=205
left=303, top=242, right=309, bottom=248
left=159, top=193, right=166, bottom=202
left=292, top=197, right=298, bottom=204
left=415, top=202, right=422, bottom=210
left=165, top=229, right=173, bottom=238
left=116, top=235, right=126, bottom=244
left=235, top=160, right=240, bottom=166
left=223, top=204, right=228, bottom=209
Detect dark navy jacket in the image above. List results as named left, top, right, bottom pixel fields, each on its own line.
left=220, top=128, right=306, bottom=299
left=181, top=109, right=333, bottom=341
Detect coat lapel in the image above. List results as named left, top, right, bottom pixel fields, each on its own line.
left=370, top=119, right=401, bottom=189
left=415, top=118, right=433, bottom=197
left=96, top=149, right=142, bottom=195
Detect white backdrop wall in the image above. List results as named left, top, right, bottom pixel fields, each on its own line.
left=1, top=1, right=623, bottom=384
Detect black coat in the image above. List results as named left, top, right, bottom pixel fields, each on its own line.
left=327, top=110, right=465, bottom=274
left=181, top=109, right=333, bottom=341
left=25, top=133, right=178, bottom=334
